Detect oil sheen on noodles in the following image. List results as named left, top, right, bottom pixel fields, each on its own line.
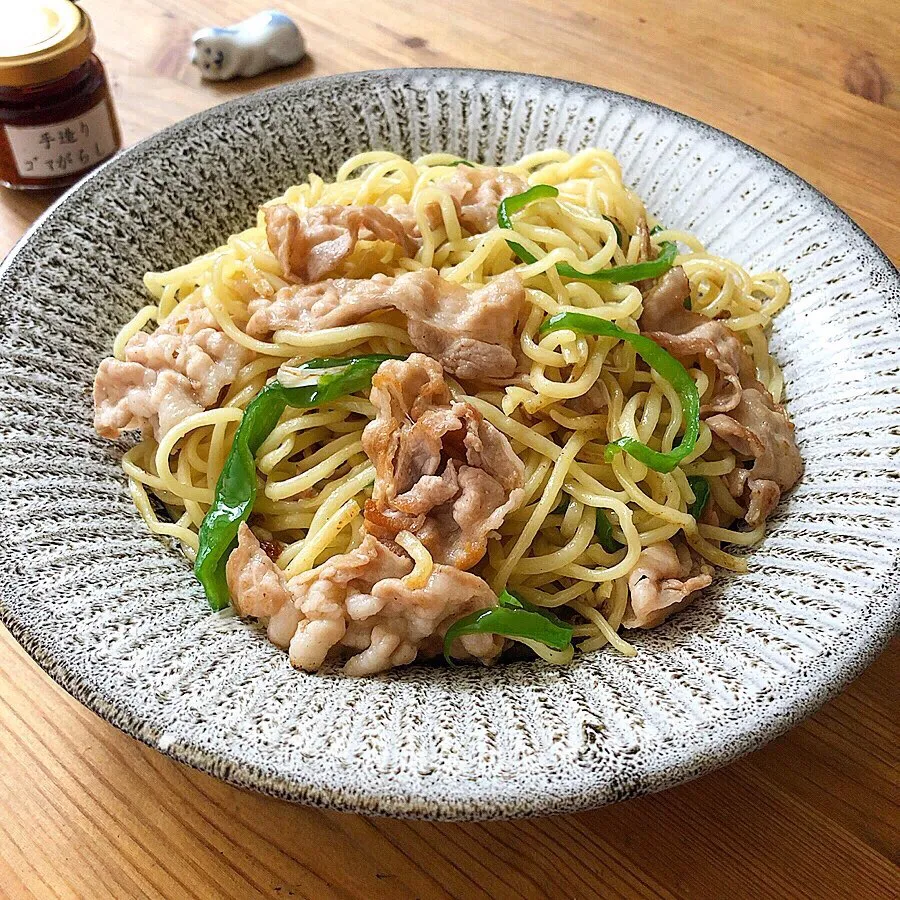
left=121, top=149, right=790, bottom=660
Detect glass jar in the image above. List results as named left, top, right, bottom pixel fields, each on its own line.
left=0, top=1, right=122, bottom=190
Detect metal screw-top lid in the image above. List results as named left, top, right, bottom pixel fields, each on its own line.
left=0, top=0, right=95, bottom=88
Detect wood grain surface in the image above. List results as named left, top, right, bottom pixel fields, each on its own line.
left=1, top=1, right=898, bottom=897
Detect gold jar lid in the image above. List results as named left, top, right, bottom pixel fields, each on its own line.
left=0, top=1, right=94, bottom=88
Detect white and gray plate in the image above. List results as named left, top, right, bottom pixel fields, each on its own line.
left=1, top=69, right=898, bottom=820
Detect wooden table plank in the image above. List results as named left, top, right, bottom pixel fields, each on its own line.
left=1, top=1, right=898, bottom=897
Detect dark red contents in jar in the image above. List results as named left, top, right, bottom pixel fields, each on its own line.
left=0, top=55, right=121, bottom=190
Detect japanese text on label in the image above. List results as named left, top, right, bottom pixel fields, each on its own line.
left=4, top=101, right=117, bottom=179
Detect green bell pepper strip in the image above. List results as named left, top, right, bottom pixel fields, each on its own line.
left=447, top=158, right=477, bottom=167
left=443, top=590, right=573, bottom=664
left=497, top=186, right=678, bottom=284
left=498, top=590, right=572, bottom=624
left=686, top=475, right=710, bottom=520
left=556, top=241, right=678, bottom=284
left=595, top=509, right=623, bottom=553
left=604, top=216, right=626, bottom=249
left=558, top=495, right=622, bottom=552
left=194, top=354, right=402, bottom=611
left=496, top=183, right=561, bottom=264
left=539, top=312, right=700, bottom=474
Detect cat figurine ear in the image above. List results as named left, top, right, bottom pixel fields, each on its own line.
left=190, top=10, right=305, bottom=82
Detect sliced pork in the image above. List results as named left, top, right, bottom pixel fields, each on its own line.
left=565, top=380, right=610, bottom=416
left=438, top=165, right=528, bottom=234
left=623, top=540, right=713, bottom=629
left=246, top=268, right=525, bottom=380
left=386, top=196, right=448, bottom=240
left=707, top=388, right=803, bottom=527
left=390, top=166, right=527, bottom=240
left=290, top=535, right=502, bottom=675
left=93, top=303, right=253, bottom=440
left=639, top=266, right=802, bottom=523
left=226, top=523, right=293, bottom=618
left=362, top=354, right=525, bottom=569
left=640, top=267, right=756, bottom=413
left=633, top=215, right=657, bottom=293
left=638, top=266, right=694, bottom=332
left=227, top=528, right=502, bottom=674
left=635, top=215, right=653, bottom=263
left=265, top=203, right=416, bottom=283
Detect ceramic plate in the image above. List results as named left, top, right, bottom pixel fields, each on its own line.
left=1, top=69, right=898, bottom=820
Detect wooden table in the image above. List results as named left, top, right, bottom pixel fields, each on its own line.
left=1, top=1, right=897, bottom=897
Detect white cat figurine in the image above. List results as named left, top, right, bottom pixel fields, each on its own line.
left=190, top=10, right=305, bottom=81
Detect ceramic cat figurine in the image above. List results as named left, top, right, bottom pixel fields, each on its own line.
left=190, top=10, right=305, bottom=81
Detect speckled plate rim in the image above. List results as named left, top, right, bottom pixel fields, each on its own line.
left=1, top=68, right=898, bottom=820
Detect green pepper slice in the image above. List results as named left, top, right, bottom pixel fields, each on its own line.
left=539, top=312, right=700, bottom=474
left=595, top=509, right=624, bottom=553
left=194, top=354, right=402, bottom=611
left=687, top=475, right=711, bottom=520
left=497, top=186, right=678, bottom=284
left=443, top=590, right=573, bottom=664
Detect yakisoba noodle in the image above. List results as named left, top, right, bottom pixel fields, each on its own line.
left=114, top=148, right=793, bottom=666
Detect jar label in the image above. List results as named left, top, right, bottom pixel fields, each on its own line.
left=4, top=100, right=118, bottom=180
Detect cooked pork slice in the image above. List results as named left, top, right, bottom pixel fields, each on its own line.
left=638, top=266, right=695, bottom=332
left=362, top=354, right=525, bottom=569
left=632, top=215, right=659, bottom=293
left=405, top=270, right=525, bottom=380
left=93, top=361, right=158, bottom=438
left=640, top=266, right=758, bottom=413
left=225, top=523, right=292, bottom=618
left=93, top=304, right=253, bottom=440
left=387, top=166, right=526, bottom=240
left=265, top=203, right=416, bottom=283
left=281, top=534, right=411, bottom=670
left=283, top=533, right=502, bottom=674
left=639, top=266, right=802, bottom=524
left=246, top=268, right=525, bottom=380
left=724, top=467, right=780, bottom=529
left=246, top=272, right=412, bottom=335
left=384, top=197, right=449, bottom=240
left=656, top=321, right=758, bottom=414
left=623, top=541, right=713, bottom=629
left=342, top=564, right=503, bottom=675
left=707, top=388, right=803, bottom=527
left=438, top=165, right=528, bottom=234
left=635, top=215, right=654, bottom=264
left=565, top=380, right=610, bottom=415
